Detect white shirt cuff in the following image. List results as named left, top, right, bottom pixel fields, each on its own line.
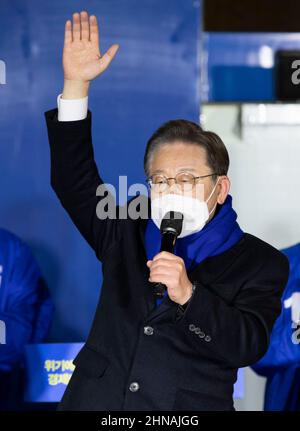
left=57, top=93, right=88, bottom=121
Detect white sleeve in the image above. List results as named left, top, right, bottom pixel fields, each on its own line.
left=57, top=93, right=88, bottom=122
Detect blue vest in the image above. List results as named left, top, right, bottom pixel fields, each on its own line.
left=0, top=228, right=54, bottom=371
left=252, top=243, right=300, bottom=410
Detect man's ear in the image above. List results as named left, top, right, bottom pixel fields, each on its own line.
left=217, top=176, right=230, bottom=204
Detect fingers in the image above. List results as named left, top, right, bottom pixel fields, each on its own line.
left=89, top=14, right=99, bottom=45
left=152, top=251, right=182, bottom=262
left=71, top=10, right=89, bottom=41
left=72, top=12, right=81, bottom=41
left=80, top=11, right=89, bottom=41
left=148, top=262, right=172, bottom=277
left=98, top=44, right=120, bottom=70
left=147, top=258, right=176, bottom=271
left=64, top=20, right=72, bottom=45
left=65, top=10, right=119, bottom=72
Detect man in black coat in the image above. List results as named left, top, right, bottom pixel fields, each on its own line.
left=44, top=11, right=290, bottom=411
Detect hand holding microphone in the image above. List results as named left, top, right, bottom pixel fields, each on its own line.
left=146, top=211, right=194, bottom=306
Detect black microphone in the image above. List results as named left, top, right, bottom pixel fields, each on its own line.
left=152, top=210, right=184, bottom=298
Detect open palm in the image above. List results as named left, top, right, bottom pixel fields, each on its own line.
left=63, top=11, right=119, bottom=82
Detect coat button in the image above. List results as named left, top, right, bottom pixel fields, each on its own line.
left=198, top=331, right=205, bottom=338
left=144, top=326, right=154, bottom=335
left=205, top=335, right=211, bottom=342
left=189, top=324, right=196, bottom=331
left=194, top=327, right=202, bottom=334
left=129, top=382, right=139, bottom=392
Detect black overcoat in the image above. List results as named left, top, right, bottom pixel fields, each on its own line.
left=44, top=108, right=290, bottom=411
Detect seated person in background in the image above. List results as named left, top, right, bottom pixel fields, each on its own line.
left=0, top=228, right=54, bottom=410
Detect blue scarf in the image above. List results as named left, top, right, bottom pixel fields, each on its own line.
left=145, top=194, right=244, bottom=307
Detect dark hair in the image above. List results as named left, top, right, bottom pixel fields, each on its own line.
left=144, top=119, right=229, bottom=182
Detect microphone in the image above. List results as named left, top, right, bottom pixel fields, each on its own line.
left=152, top=210, right=184, bottom=298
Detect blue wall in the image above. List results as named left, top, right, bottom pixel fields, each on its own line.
left=0, top=0, right=201, bottom=341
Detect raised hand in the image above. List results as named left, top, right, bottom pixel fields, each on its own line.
left=62, top=11, right=119, bottom=98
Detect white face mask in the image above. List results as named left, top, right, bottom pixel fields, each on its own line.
left=150, top=177, right=220, bottom=238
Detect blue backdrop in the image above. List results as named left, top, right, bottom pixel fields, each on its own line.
left=0, top=0, right=201, bottom=342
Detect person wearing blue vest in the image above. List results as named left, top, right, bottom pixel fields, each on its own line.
left=0, top=228, right=54, bottom=410
left=252, top=243, right=300, bottom=410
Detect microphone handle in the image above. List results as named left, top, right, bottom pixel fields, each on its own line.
left=152, top=232, right=177, bottom=298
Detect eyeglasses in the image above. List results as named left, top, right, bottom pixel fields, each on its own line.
left=146, top=171, right=218, bottom=193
